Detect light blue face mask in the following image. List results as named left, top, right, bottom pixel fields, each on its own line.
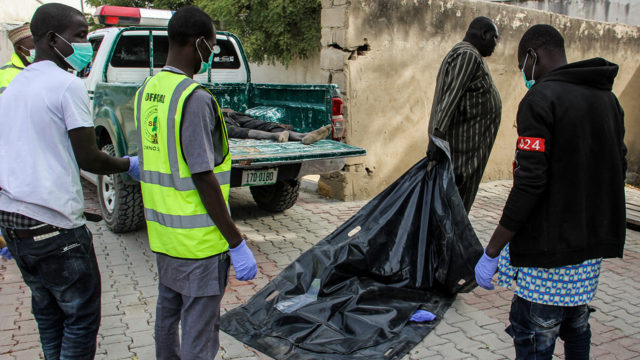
left=54, top=33, right=93, bottom=72
left=18, top=45, right=35, bottom=63
left=196, top=37, right=214, bottom=74
left=521, top=53, right=536, bottom=90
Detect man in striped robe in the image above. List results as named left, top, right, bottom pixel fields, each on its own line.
left=428, top=17, right=502, bottom=213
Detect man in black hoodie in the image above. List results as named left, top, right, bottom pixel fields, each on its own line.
left=474, top=25, right=626, bottom=358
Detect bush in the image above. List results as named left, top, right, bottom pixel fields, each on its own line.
left=197, top=0, right=322, bottom=66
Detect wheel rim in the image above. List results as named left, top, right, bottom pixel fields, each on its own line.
left=101, top=174, right=116, bottom=213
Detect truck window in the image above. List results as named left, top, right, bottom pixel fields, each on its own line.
left=212, top=38, right=240, bottom=69
left=78, top=36, right=104, bottom=78
left=110, top=35, right=169, bottom=68
left=109, top=34, right=240, bottom=70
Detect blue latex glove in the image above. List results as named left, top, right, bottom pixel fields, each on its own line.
left=124, top=155, right=140, bottom=181
left=0, top=247, right=13, bottom=260
left=229, top=239, right=257, bottom=281
left=475, top=248, right=499, bottom=290
left=410, top=310, right=436, bottom=322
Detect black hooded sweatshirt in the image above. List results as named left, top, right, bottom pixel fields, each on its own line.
left=499, top=58, right=627, bottom=268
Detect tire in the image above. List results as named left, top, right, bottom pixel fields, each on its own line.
left=97, top=144, right=145, bottom=233
left=250, top=180, right=300, bottom=212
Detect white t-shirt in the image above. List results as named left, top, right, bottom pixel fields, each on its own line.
left=0, top=60, right=93, bottom=228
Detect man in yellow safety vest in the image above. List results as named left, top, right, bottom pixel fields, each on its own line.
left=0, top=23, right=35, bottom=94
left=134, top=6, right=258, bottom=359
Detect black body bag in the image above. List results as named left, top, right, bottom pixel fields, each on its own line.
left=221, top=137, right=483, bottom=359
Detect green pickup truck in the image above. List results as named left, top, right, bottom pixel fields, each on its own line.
left=81, top=6, right=365, bottom=232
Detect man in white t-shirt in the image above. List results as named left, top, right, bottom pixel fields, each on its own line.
left=0, top=4, right=139, bottom=358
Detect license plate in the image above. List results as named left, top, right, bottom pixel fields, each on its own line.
left=241, top=168, right=278, bottom=186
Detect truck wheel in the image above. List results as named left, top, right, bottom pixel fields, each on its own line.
left=97, top=144, right=145, bottom=233
left=250, top=180, right=300, bottom=212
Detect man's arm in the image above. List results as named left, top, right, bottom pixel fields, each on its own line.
left=430, top=50, right=480, bottom=136
left=182, top=90, right=256, bottom=280
left=191, top=172, right=242, bottom=249
left=616, top=99, right=627, bottom=178
left=498, top=96, right=552, bottom=234
left=69, top=127, right=130, bottom=174
left=180, top=90, right=243, bottom=249
left=63, top=78, right=131, bottom=175
left=485, top=225, right=515, bottom=258
left=475, top=95, right=552, bottom=290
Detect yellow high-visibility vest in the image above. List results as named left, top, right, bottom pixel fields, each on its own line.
left=0, top=53, right=25, bottom=94
left=134, top=70, right=232, bottom=259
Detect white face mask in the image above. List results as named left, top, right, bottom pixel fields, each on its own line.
left=53, top=33, right=93, bottom=72
left=18, top=45, right=35, bottom=63
left=521, top=53, right=537, bottom=90
left=196, top=37, right=214, bottom=74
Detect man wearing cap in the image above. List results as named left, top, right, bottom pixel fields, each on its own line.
left=0, top=22, right=35, bottom=93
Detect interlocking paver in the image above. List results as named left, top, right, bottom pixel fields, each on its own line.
left=9, top=348, right=42, bottom=360
left=407, top=346, right=441, bottom=359
left=453, top=319, right=492, bottom=338
left=440, top=307, right=469, bottom=324
left=127, top=331, right=155, bottom=349
left=420, top=332, right=447, bottom=347
left=472, top=332, right=512, bottom=351
left=441, top=331, right=486, bottom=351
left=0, top=180, right=639, bottom=359
left=428, top=342, right=472, bottom=359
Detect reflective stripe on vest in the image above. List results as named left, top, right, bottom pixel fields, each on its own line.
left=144, top=207, right=216, bottom=229
left=0, top=64, right=19, bottom=70
left=134, top=71, right=232, bottom=259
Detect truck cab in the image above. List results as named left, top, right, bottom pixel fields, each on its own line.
left=82, top=6, right=366, bottom=233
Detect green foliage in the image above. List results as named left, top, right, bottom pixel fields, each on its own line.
left=86, top=0, right=322, bottom=66
left=196, top=0, right=321, bottom=66
left=86, top=0, right=194, bottom=10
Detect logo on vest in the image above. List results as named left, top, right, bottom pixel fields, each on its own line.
left=144, top=92, right=165, bottom=103
left=143, top=105, right=160, bottom=151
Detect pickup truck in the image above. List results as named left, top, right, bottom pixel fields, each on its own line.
left=81, top=6, right=366, bottom=232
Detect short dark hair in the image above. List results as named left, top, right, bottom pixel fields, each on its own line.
left=466, top=16, right=496, bottom=36
left=518, top=24, right=565, bottom=58
left=168, top=6, right=214, bottom=46
left=31, top=3, right=83, bottom=42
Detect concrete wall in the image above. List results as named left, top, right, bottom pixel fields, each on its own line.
left=620, top=64, right=640, bottom=184
left=318, top=0, right=640, bottom=200
left=0, top=29, right=13, bottom=64
left=249, top=54, right=328, bottom=84
left=506, top=0, right=640, bottom=27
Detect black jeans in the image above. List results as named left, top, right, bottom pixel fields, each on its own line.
left=4, top=225, right=101, bottom=360
left=507, top=296, right=591, bottom=360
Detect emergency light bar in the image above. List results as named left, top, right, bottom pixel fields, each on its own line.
left=93, top=6, right=174, bottom=27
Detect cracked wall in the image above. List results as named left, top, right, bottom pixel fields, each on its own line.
left=318, top=0, right=640, bottom=200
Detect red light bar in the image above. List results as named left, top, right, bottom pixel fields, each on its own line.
left=94, top=6, right=141, bottom=26
left=97, top=5, right=140, bottom=18
left=103, top=16, right=120, bottom=25
left=93, top=6, right=173, bottom=27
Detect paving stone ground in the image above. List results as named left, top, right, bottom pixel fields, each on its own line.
left=1, top=180, right=639, bottom=359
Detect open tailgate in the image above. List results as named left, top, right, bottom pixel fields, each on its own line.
left=229, top=139, right=366, bottom=166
